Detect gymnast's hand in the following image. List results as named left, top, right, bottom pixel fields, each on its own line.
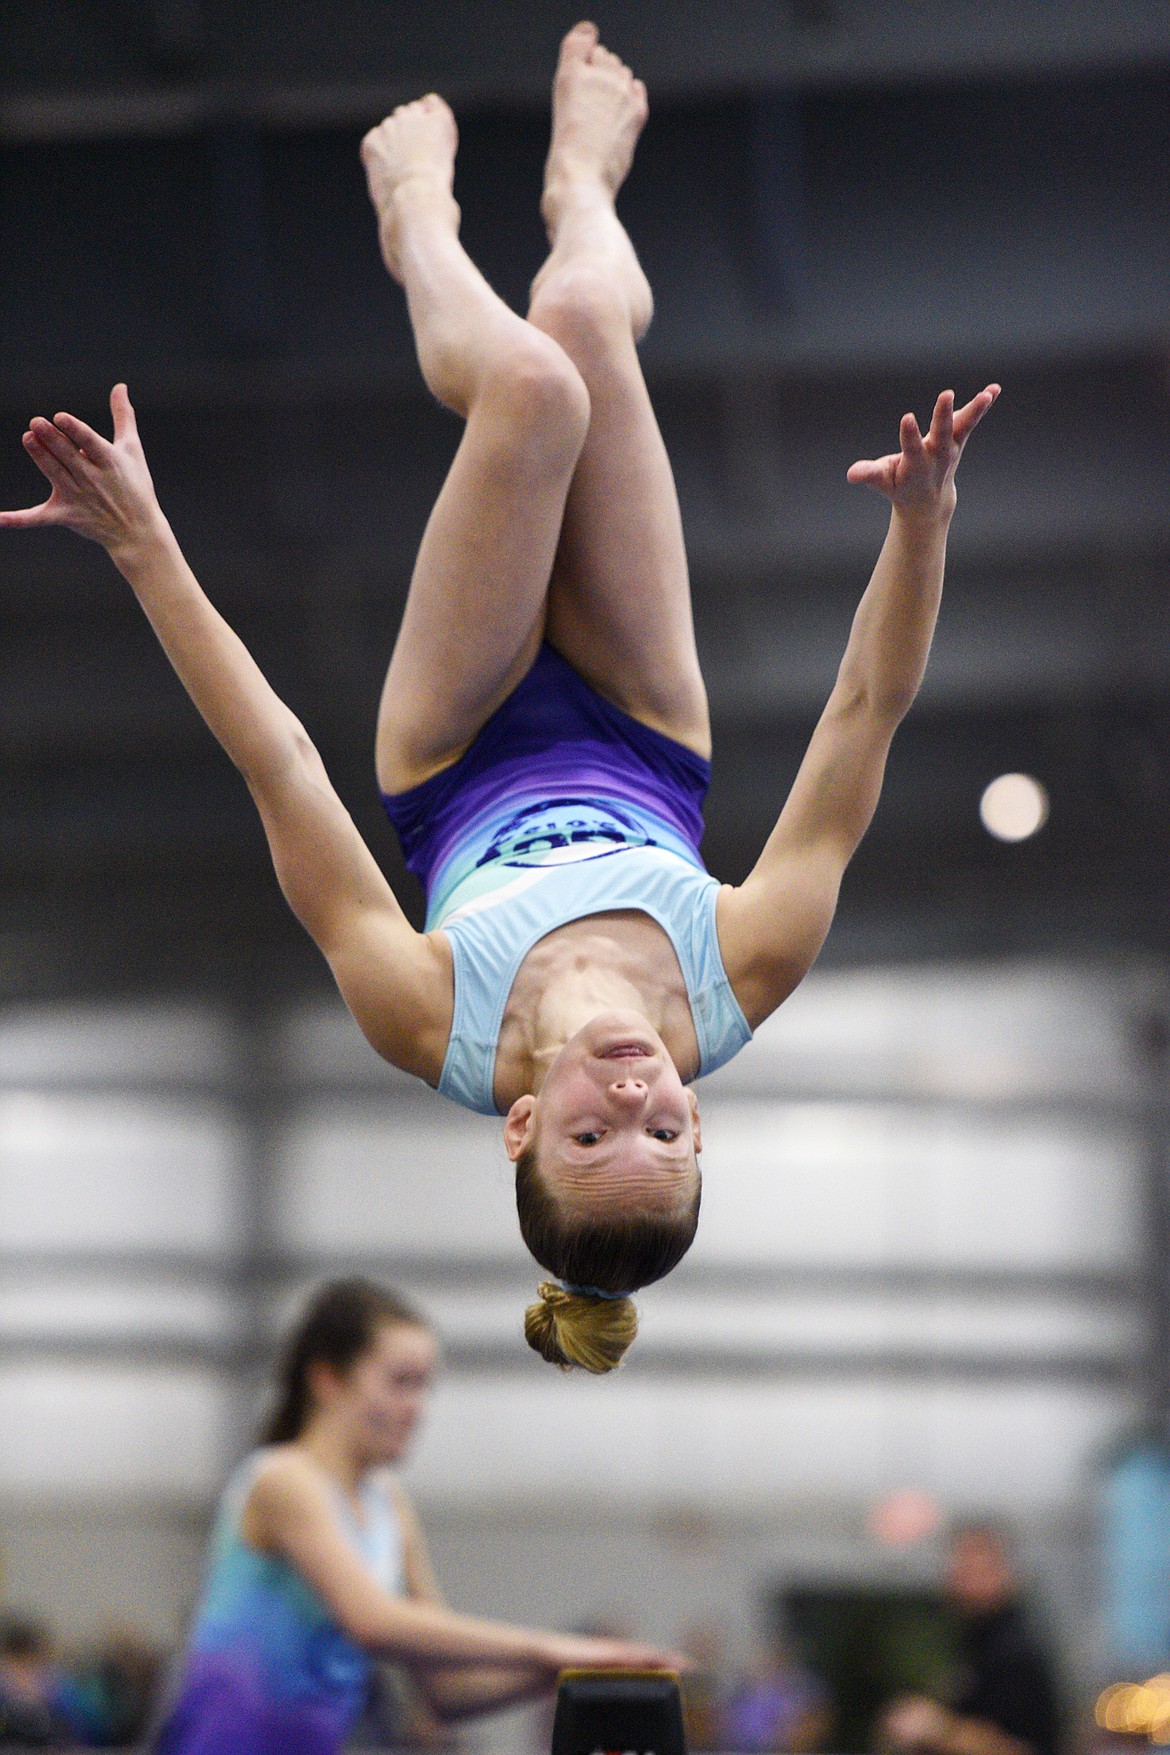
left=846, top=383, right=1000, bottom=520
left=0, top=383, right=162, bottom=559
left=544, top=1629, right=689, bottom=1674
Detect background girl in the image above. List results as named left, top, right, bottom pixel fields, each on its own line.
left=153, top=1277, right=676, bottom=1754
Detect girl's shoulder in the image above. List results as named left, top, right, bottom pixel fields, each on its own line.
left=237, top=1444, right=333, bottom=1544
left=244, top=1441, right=305, bottom=1491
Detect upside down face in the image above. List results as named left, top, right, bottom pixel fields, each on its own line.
left=503, top=1010, right=702, bottom=1219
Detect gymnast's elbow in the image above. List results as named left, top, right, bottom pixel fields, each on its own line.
left=243, top=715, right=329, bottom=800
left=832, top=666, right=915, bottom=730
left=868, top=675, right=921, bottom=725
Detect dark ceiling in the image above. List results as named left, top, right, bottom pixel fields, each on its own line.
left=3, top=1, right=1170, bottom=1003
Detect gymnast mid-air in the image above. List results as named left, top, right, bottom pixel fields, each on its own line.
left=1, top=23, right=998, bottom=1370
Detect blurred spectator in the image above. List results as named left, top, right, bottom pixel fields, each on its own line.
left=723, top=1640, right=832, bottom=1753
left=59, top=1626, right=166, bottom=1747
left=0, top=1613, right=168, bottom=1750
left=880, top=1522, right=1061, bottom=1755
left=0, top=1614, right=75, bottom=1749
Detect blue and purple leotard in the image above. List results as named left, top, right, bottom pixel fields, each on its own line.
left=381, top=643, right=751, bottom=1114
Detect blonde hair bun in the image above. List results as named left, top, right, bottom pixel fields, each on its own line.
left=524, top=1280, right=637, bottom=1373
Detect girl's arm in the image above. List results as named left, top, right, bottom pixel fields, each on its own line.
left=0, top=388, right=449, bottom=1079
left=390, top=1486, right=553, bottom=1720
left=718, top=385, right=1000, bottom=1027
left=243, top=1452, right=675, bottom=1675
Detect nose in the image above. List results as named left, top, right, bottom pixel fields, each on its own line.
left=608, top=1075, right=648, bottom=1107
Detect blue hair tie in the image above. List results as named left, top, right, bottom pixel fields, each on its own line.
left=561, top=1282, right=628, bottom=1301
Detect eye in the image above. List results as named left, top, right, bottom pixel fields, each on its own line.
left=648, top=1128, right=680, bottom=1142
left=574, top=1131, right=602, bottom=1146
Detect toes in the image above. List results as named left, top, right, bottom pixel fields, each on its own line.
left=560, top=20, right=599, bottom=64
left=557, top=22, right=639, bottom=87
left=369, top=93, right=455, bottom=142
left=420, top=93, right=456, bottom=132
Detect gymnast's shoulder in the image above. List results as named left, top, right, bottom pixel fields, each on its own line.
left=715, top=868, right=836, bottom=1031
left=326, top=914, right=454, bottom=1086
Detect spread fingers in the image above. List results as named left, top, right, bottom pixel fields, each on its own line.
left=53, top=410, right=114, bottom=466
left=27, top=416, right=92, bottom=485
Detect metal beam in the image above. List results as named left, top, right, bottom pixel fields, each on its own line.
left=0, top=1330, right=1138, bottom=1386
left=0, top=1250, right=1143, bottom=1303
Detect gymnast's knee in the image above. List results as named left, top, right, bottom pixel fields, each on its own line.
left=478, top=334, right=591, bottom=474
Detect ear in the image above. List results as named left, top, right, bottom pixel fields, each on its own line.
left=688, top=1088, right=702, bottom=1156
left=305, top=1357, right=344, bottom=1412
left=503, top=1093, right=537, bottom=1163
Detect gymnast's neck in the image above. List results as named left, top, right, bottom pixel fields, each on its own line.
left=494, top=911, right=701, bottom=1102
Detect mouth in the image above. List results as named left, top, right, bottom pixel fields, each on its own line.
left=599, top=1041, right=656, bottom=1060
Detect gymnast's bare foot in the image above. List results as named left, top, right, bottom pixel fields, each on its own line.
left=360, top=95, right=460, bottom=283
left=536, top=22, right=653, bottom=338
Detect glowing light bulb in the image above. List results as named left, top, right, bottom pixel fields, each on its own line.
left=979, top=772, right=1049, bottom=842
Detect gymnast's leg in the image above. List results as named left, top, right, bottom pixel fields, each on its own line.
left=527, top=23, right=711, bottom=760
left=362, top=97, right=592, bottom=794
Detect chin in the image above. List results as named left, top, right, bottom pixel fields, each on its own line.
left=580, top=1012, right=666, bottom=1059
left=365, top=1432, right=407, bottom=1466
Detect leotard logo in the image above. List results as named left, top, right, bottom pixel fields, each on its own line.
left=475, top=796, right=656, bottom=870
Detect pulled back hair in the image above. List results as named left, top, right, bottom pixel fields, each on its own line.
left=261, top=1277, right=428, bottom=1445
left=516, top=1147, right=701, bottom=1374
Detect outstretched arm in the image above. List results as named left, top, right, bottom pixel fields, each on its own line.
left=0, top=388, right=448, bottom=1077
left=718, top=384, right=1000, bottom=1026
left=390, top=1487, right=557, bottom=1720
left=244, top=1453, right=680, bottom=1679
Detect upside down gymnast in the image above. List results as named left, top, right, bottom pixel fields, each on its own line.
left=0, top=22, right=999, bottom=1370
